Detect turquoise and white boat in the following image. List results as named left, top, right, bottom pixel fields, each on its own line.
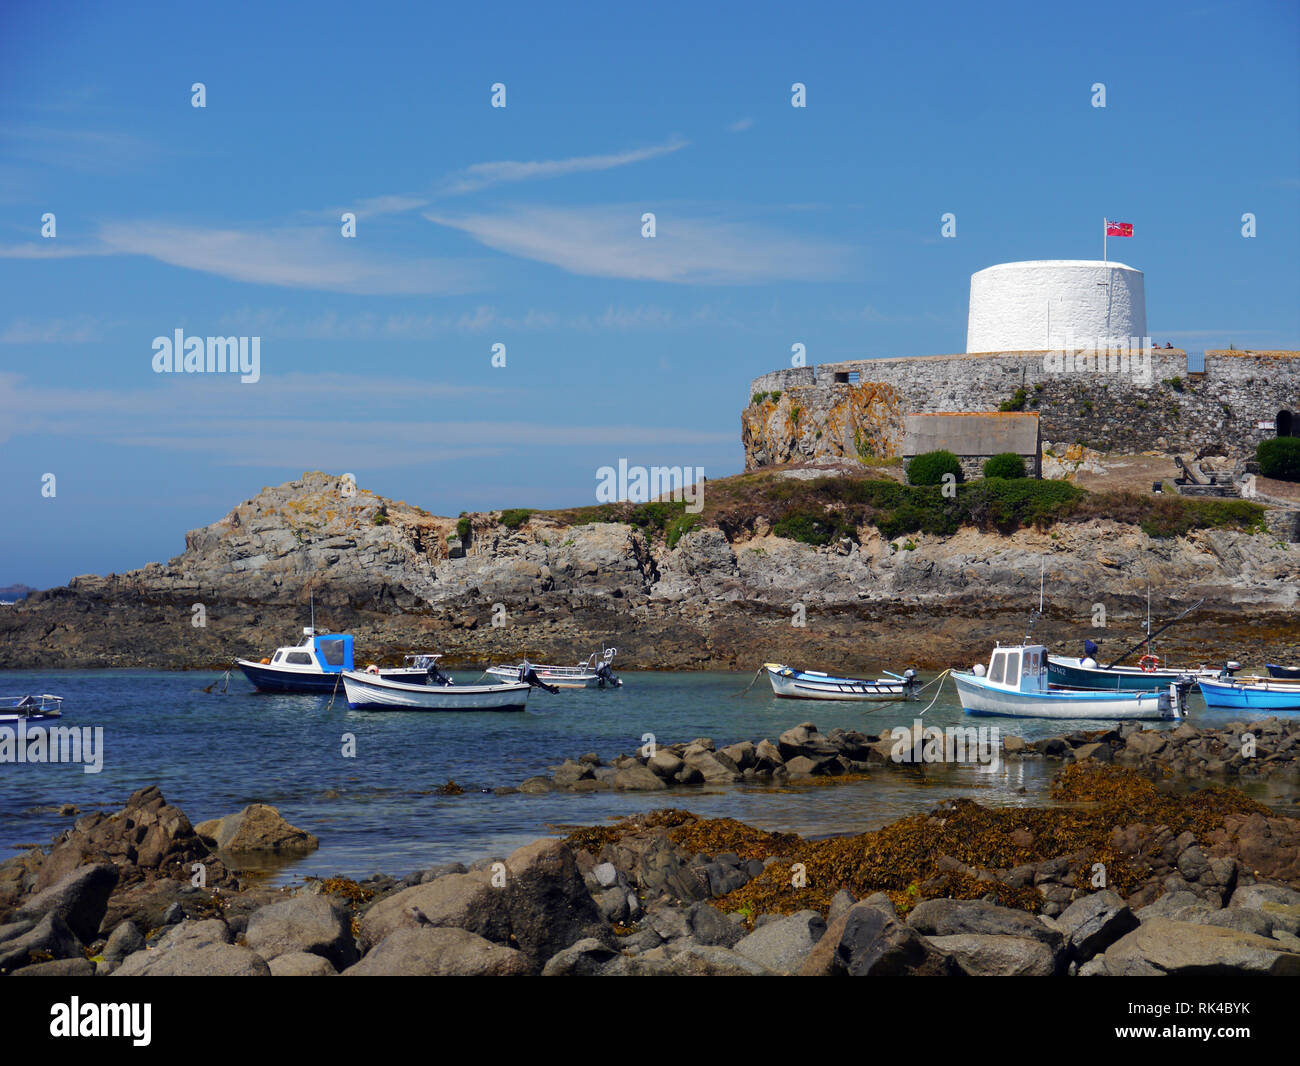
left=1197, top=675, right=1300, bottom=711
left=954, top=645, right=1186, bottom=720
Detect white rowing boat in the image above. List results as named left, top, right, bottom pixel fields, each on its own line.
left=764, top=663, right=918, bottom=701
left=340, top=671, right=531, bottom=711
left=487, top=648, right=622, bottom=689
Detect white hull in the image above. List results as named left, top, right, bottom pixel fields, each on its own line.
left=953, top=672, right=1173, bottom=720
left=765, top=665, right=912, bottom=701
left=341, top=672, right=530, bottom=711
left=486, top=666, right=604, bottom=689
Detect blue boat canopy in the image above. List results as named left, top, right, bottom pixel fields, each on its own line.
left=312, top=634, right=354, bottom=672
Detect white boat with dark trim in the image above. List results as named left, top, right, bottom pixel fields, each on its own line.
left=0, top=694, right=63, bottom=724
left=341, top=661, right=530, bottom=711
left=764, top=663, right=918, bottom=701
left=487, top=648, right=622, bottom=689
left=954, top=644, right=1187, bottom=720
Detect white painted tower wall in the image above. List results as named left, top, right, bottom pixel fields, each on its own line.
left=966, top=260, right=1147, bottom=353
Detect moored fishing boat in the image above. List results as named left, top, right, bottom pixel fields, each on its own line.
left=1266, top=664, right=1300, bottom=680
left=954, top=645, right=1188, bottom=720
left=1197, top=675, right=1300, bottom=711
left=487, top=648, right=622, bottom=689
left=340, top=669, right=531, bottom=711
left=0, top=694, right=63, bottom=724
left=1047, top=653, right=1227, bottom=692
left=237, top=630, right=429, bottom=693
left=764, top=663, right=918, bottom=701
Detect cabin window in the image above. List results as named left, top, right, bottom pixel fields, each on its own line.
left=1005, top=651, right=1022, bottom=686
left=317, top=639, right=347, bottom=666
left=989, top=652, right=1006, bottom=684
left=272, top=652, right=283, bottom=663
left=1025, top=649, right=1041, bottom=676
left=285, top=652, right=313, bottom=665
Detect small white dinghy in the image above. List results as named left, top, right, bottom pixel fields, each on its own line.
left=0, top=694, right=63, bottom=724
left=487, top=648, right=622, bottom=689
left=953, top=644, right=1188, bottom=720
left=341, top=658, right=530, bottom=712
left=764, top=663, right=918, bottom=701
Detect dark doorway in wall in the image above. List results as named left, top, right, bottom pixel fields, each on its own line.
left=1279, top=410, right=1294, bottom=437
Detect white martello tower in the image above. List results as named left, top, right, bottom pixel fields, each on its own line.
left=966, top=260, right=1147, bottom=353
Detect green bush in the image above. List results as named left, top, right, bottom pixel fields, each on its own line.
left=907, top=450, right=964, bottom=486
left=982, top=453, right=1027, bottom=479
left=751, top=392, right=769, bottom=406
left=455, top=516, right=472, bottom=539
left=772, top=509, right=852, bottom=547
left=999, top=388, right=1028, bottom=412
left=665, top=513, right=701, bottom=549
left=499, top=508, right=532, bottom=529
left=1258, top=437, right=1300, bottom=482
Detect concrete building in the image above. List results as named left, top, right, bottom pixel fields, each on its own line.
left=902, top=412, right=1042, bottom=479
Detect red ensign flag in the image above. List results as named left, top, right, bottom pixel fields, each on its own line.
left=1106, top=221, right=1133, bottom=237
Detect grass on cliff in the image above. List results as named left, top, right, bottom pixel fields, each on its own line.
left=564, top=765, right=1267, bottom=919
left=544, top=471, right=1265, bottom=546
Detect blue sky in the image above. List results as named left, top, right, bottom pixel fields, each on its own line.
left=2, top=0, right=1297, bottom=587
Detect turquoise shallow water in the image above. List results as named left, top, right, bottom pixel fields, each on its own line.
left=0, top=668, right=1288, bottom=884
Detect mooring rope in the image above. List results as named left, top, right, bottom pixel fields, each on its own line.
left=326, top=670, right=343, bottom=711
left=730, top=665, right=768, bottom=698
left=914, top=669, right=953, bottom=717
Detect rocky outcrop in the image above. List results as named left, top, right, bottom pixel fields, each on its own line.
left=193, top=805, right=319, bottom=855
left=2, top=471, right=1296, bottom=672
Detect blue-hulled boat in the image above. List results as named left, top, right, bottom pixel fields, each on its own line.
left=1048, top=654, right=1226, bottom=692
left=1197, top=676, right=1300, bottom=711
left=237, top=630, right=425, bottom=694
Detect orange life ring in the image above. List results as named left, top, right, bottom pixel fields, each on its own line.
left=365, top=664, right=380, bottom=675
left=1138, top=655, right=1160, bottom=673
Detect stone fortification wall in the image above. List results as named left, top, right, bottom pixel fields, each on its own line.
left=742, top=350, right=1299, bottom=469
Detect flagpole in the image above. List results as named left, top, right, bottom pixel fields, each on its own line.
left=1103, top=217, right=1107, bottom=266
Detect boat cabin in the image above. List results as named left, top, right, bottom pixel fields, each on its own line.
left=975, top=644, right=1049, bottom=693
left=266, top=629, right=355, bottom=674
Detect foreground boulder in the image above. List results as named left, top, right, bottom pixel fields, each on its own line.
left=344, top=927, right=533, bottom=976
left=734, top=910, right=826, bottom=974
left=800, top=899, right=955, bottom=976
left=12, top=862, right=118, bottom=943
left=0, top=913, right=83, bottom=974
left=244, top=895, right=358, bottom=970
left=1097, top=917, right=1300, bottom=976
left=113, top=943, right=272, bottom=976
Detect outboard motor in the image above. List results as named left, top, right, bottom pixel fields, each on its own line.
left=902, top=668, right=919, bottom=700
left=522, top=668, right=560, bottom=694
left=595, top=660, right=620, bottom=688
left=1169, top=677, right=1194, bottom=718
left=425, top=663, right=454, bottom=686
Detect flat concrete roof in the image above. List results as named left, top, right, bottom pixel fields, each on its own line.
left=903, top=412, right=1040, bottom=457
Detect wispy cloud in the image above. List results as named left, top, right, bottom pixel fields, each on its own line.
left=440, top=140, right=687, bottom=194
left=0, top=372, right=731, bottom=466
left=424, top=204, right=851, bottom=284
left=0, top=316, right=107, bottom=344
left=95, top=221, right=482, bottom=296
left=728, top=118, right=754, bottom=133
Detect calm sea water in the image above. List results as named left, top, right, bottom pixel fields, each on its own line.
left=0, top=669, right=1288, bottom=884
